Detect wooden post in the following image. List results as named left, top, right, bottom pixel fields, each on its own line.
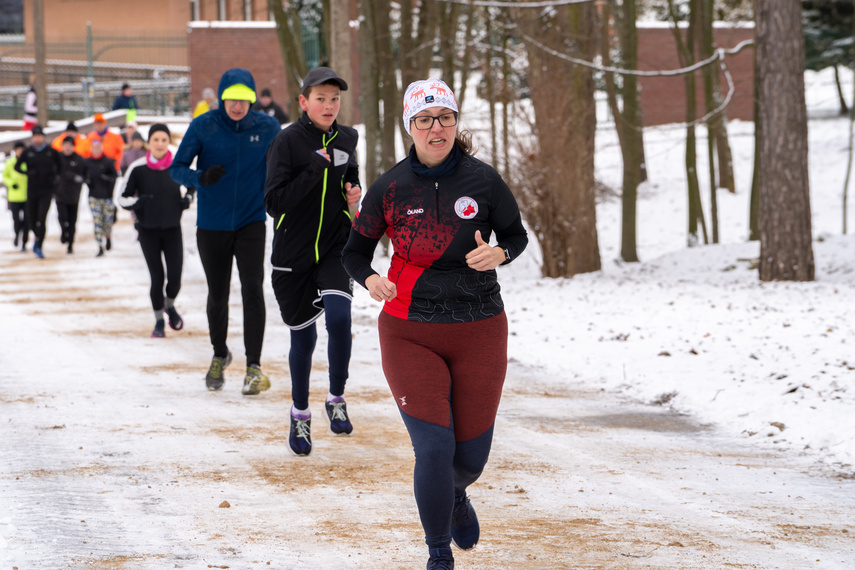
left=33, top=0, right=48, bottom=126
left=329, top=0, right=353, bottom=125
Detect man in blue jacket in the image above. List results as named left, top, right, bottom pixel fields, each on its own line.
left=170, top=68, right=281, bottom=395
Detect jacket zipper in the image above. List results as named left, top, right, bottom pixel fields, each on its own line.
left=315, top=130, right=338, bottom=263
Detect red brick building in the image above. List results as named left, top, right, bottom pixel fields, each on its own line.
left=637, top=24, right=755, bottom=126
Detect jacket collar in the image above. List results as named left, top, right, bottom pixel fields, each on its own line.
left=299, top=111, right=337, bottom=136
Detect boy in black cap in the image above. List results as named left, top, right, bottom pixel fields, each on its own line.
left=252, top=88, right=290, bottom=125
left=264, top=67, right=361, bottom=456
left=15, top=126, right=62, bottom=258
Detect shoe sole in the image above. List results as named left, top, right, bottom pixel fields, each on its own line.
left=451, top=538, right=477, bottom=551
left=287, top=445, right=312, bottom=457
left=168, top=318, right=184, bottom=331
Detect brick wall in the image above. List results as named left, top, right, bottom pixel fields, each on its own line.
left=188, top=23, right=294, bottom=115
left=187, top=21, right=362, bottom=123
left=638, top=25, right=755, bottom=126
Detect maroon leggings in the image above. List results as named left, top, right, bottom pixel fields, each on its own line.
left=378, top=310, right=508, bottom=442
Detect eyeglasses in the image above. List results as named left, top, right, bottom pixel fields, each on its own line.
left=410, top=112, right=458, bottom=130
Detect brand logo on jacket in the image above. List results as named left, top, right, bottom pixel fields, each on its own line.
left=454, top=196, right=478, bottom=219
left=333, top=149, right=349, bottom=167
left=249, top=135, right=260, bottom=142
left=407, top=207, right=424, bottom=216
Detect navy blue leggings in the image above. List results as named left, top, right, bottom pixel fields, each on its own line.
left=289, top=293, right=352, bottom=410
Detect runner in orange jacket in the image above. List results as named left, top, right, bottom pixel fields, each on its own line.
left=86, top=113, right=123, bottom=171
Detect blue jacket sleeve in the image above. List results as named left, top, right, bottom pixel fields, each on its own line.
left=169, top=121, right=204, bottom=189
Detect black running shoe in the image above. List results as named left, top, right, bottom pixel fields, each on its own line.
left=289, top=411, right=312, bottom=456
left=106, top=236, right=112, bottom=251
left=450, top=493, right=479, bottom=550
left=151, top=320, right=165, bottom=338
left=426, top=548, right=454, bottom=570
left=165, top=306, right=184, bottom=330
left=325, top=396, right=353, bottom=435
left=205, top=351, right=232, bottom=391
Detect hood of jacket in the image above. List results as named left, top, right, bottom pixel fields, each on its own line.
left=217, top=68, right=257, bottom=129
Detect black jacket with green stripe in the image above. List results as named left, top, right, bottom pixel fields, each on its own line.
left=264, top=111, right=360, bottom=273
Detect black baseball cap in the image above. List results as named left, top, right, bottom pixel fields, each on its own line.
left=301, top=67, right=348, bottom=91
left=31, top=125, right=44, bottom=135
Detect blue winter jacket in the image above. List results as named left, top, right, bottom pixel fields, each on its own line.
left=170, top=68, right=281, bottom=231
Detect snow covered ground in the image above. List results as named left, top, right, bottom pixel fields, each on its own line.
left=1, top=69, right=854, bottom=568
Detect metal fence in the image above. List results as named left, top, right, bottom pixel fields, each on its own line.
left=0, top=32, right=189, bottom=121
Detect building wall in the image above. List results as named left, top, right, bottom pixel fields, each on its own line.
left=188, top=22, right=290, bottom=114
left=187, top=21, right=363, bottom=124
left=21, top=0, right=270, bottom=66
left=638, top=25, right=755, bottom=126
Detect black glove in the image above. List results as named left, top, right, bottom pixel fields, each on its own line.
left=199, top=165, right=226, bottom=186
left=180, top=195, right=192, bottom=210
left=132, top=195, right=150, bottom=212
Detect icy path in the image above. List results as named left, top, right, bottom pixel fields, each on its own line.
left=1, top=214, right=854, bottom=569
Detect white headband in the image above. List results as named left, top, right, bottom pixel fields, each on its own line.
left=402, top=78, right=459, bottom=135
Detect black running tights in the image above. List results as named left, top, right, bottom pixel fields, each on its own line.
left=138, top=226, right=183, bottom=312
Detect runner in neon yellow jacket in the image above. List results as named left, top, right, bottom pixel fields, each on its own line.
left=3, top=142, right=29, bottom=249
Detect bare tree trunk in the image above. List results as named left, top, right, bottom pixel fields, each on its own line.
left=749, top=41, right=761, bottom=241
left=699, top=0, right=719, bottom=243
left=358, top=0, right=381, bottom=186
left=375, top=1, right=398, bottom=172
left=668, top=0, right=707, bottom=246
left=437, top=3, right=460, bottom=88
left=755, top=0, right=814, bottom=282
left=329, top=0, right=353, bottom=125
left=454, top=4, right=477, bottom=111
left=521, top=2, right=600, bottom=277
left=834, top=65, right=850, bottom=116
left=619, top=0, right=642, bottom=262
left=484, top=13, right=498, bottom=167
left=501, top=32, right=512, bottom=182
left=269, top=0, right=307, bottom=120
left=33, top=0, right=48, bottom=126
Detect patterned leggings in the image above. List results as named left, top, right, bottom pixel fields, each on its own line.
left=88, top=197, right=114, bottom=246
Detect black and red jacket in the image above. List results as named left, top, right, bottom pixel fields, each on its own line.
left=343, top=146, right=528, bottom=324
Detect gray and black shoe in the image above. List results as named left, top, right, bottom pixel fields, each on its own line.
left=241, top=365, right=271, bottom=396
left=205, top=351, right=232, bottom=391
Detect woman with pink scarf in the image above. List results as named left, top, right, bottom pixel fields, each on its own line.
left=118, top=123, right=194, bottom=338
